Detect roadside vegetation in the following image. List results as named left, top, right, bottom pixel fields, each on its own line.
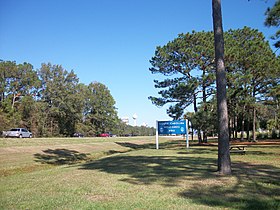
left=149, top=27, right=279, bottom=144
left=0, top=136, right=279, bottom=209
left=0, top=62, right=155, bottom=137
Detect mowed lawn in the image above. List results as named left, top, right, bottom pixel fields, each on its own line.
left=0, top=137, right=279, bottom=210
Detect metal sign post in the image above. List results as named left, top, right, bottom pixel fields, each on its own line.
left=156, top=120, right=159, bottom=149
left=186, top=119, right=189, bottom=148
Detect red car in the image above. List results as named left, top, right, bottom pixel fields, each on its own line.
left=99, top=133, right=110, bottom=137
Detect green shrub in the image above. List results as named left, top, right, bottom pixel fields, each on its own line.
left=257, top=132, right=269, bottom=139
left=271, top=129, right=279, bottom=139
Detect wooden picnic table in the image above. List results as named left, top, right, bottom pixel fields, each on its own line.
left=230, top=145, right=248, bottom=154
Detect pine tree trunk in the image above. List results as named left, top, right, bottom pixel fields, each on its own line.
left=191, top=126, right=194, bottom=141
left=198, top=130, right=202, bottom=144
left=189, top=120, right=194, bottom=141
left=234, top=115, right=238, bottom=139
left=231, top=117, right=234, bottom=139
left=276, top=101, right=279, bottom=130
left=212, top=0, right=231, bottom=175
left=203, top=132, right=208, bottom=143
left=241, top=109, right=245, bottom=142
left=253, top=106, right=256, bottom=141
left=252, top=84, right=257, bottom=142
left=193, top=94, right=202, bottom=143
left=202, top=69, right=208, bottom=143
left=229, top=118, right=232, bottom=141
left=247, top=117, right=250, bottom=141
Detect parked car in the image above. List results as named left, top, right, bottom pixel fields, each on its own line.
left=3, top=128, right=32, bottom=138
left=73, top=132, right=84, bottom=138
left=99, top=133, right=110, bottom=137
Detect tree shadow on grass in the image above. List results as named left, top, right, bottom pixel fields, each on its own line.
left=80, top=155, right=217, bottom=186
left=79, top=141, right=280, bottom=209
left=179, top=161, right=280, bottom=210
left=116, top=139, right=189, bottom=150
left=178, top=147, right=218, bottom=155
left=115, top=142, right=155, bottom=150
left=246, top=151, right=277, bottom=156
left=34, top=149, right=90, bottom=165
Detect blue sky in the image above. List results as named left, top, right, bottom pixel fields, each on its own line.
left=0, top=0, right=277, bottom=127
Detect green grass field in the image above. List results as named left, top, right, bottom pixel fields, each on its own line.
left=0, top=136, right=279, bottom=210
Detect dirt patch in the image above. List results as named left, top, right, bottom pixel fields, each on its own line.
left=0, top=164, right=52, bottom=177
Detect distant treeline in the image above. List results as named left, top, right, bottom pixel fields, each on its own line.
left=0, top=61, right=155, bottom=137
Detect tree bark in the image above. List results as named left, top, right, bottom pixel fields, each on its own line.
left=247, top=117, right=250, bottom=141
left=202, top=69, right=208, bottom=143
left=252, top=84, right=257, bottom=142
left=253, top=106, right=256, bottom=141
left=234, top=115, right=238, bottom=139
left=189, top=120, right=194, bottom=141
left=241, top=106, right=245, bottom=142
left=229, top=117, right=232, bottom=141
left=193, top=94, right=202, bottom=143
left=241, top=117, right=245, bottom=141
left=212, top=0, right=231, bottom=175
left=191, top=126, right=194, bottom=141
